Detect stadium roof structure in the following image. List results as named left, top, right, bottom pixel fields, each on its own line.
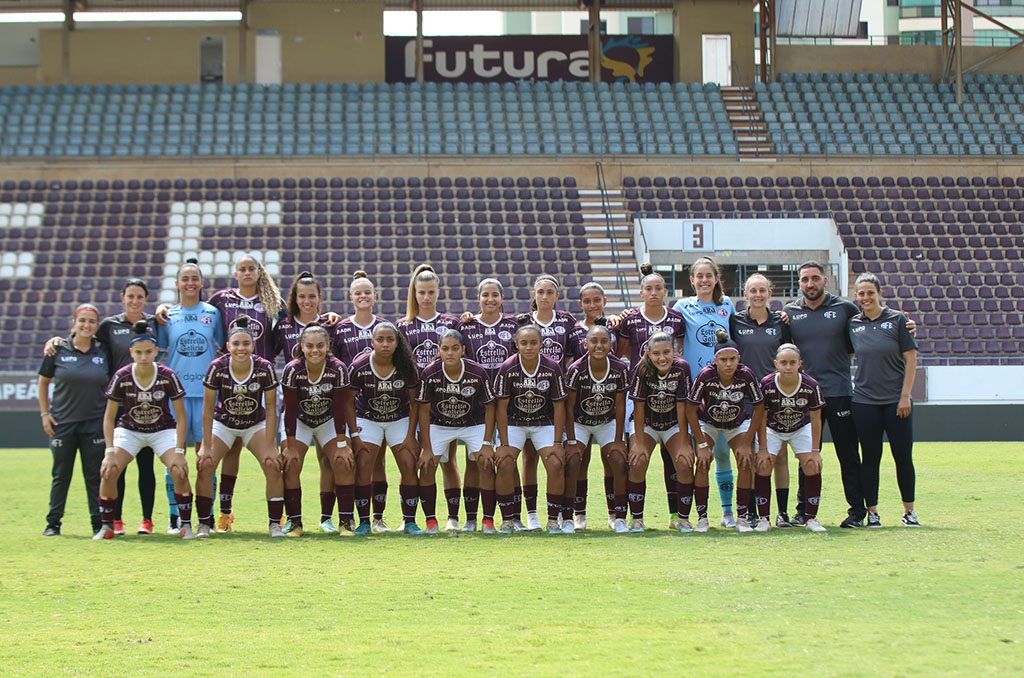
left=0, top=0, right=675, bottom=9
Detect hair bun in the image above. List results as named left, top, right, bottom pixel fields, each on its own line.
left=133, top=320, right=150, bottom=334
left=234, top=315, right=250, bottom=329
left=714, top=328, right=729, bottom=343
left=639, top=262, right=653, bottom=276
left=594, top=315, right=607, bottom=327
left=298, top=270, right=314, bottom=280
left=185, top=257, right=198, bottom=265
left=353, top=270, right=367, bottom=280
left=515, top=313, right=533, bottom=327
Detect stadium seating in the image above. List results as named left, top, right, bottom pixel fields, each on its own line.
left=623, top=174, right=1024, bottom=361
left=758, top=73, right=1024, bottom=156
left=0, top=81, right=737, bottom=158
left=0, top=175, right=590, bottom=370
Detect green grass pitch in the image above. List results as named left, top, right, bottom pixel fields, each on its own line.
left=1, top=442, right=1021, bottom=677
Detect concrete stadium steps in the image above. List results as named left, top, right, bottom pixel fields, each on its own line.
left=722, top=86, right=775, bottom=158
left=578, top=187, right=634, bottom=312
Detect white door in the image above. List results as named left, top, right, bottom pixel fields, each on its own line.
left=701, top=34, right=731, bottom=86
left=254, top=32, right=282, bottom=85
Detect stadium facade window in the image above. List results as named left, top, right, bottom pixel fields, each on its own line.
left=627, top=16, right=655, bottom=35
left=579, top=19, right=608, bottom=34
left=900, top=30, right=941, bottom=45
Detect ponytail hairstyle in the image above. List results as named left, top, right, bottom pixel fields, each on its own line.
left=296, top=322, right=331, bottom=360
left=529, top=273, right=560, bottom=312
left=639, top=262, right=665, bottom=287
left=227, top=314, right=255, bottom=341
left=70, top=303, right=101, bottom=333
left=775, top=342, right=801, bottom=359
left=236, top=254, right=282, bottom=320
left=405, top=263, right=441, bottom=323
left=128, top=319, right=157, bottom=346
left=578, top=281, right=605, bottom=299
left=690, top=256, right=724, bottom=306
left=286, top=271, right=322, bottom=322
left=713, top=327, right=740, bottom=357
left=585, top=315, right=612, bottom=341
left=176, top=257, right=203, bottom=304
left=635, top=331, right=674, bottom=385
left=372, top=321, right=418, bottom=384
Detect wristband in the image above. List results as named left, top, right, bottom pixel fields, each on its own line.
left=810, top=448, right=820, bottom=453
left=104, top=447, right=115, bottom=454
left=564, top=439, right=577, bottom=446
left=40, top=412, right=49, bottom=417
left=174, top=447, right=186, bottom=455
left=697, top=442, right=709, bottom=449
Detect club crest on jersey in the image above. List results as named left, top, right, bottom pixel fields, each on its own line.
left=498, top=330, right=512, bottom=342
left=253, top=302, right=264, bottom=313
left=460, top=386, right=476, bottom=397
left=248, top=382, right=262, bottom=392
left=200, top=315, right=212, bottom=325
left=152, top=390, right=165, bottom=400
left=766, top=328, right=778, bottom=336
left=92, top=356, right=105, bottom=365
left=537, top=379, right=551, bottom=391
left=881, top=321, right=894, bottom=329
left=718, top=308, right=729, bottom=317
left=554, top=326, right=566, bottom=335
left=824, top=311, right=838, bottom=319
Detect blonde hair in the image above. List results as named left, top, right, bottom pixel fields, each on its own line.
left=743, top=272, right=773, bottom=294
left=238, top=255, right=282, bottom=320
left=350, top=270, right=374, bottom=293
left=405, top=264, right=441, bottom=323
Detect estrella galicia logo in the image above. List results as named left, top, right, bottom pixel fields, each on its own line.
left=696, top=321, right=719, bottom=347
left=176, top=330, right=210, bottom=357
left=601, top=36, right=655, bottom=83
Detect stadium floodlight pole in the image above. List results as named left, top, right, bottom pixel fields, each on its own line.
left=954, top=0, right=962, bottom=106
left=414, top=0, right=424, bottom=84
left=587, top=0, right=601, bottom=84
left=239, top=0, right=249, bottom=84
left=61, top=0, right=73, bottom=86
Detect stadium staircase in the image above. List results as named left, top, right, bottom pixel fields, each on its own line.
left=722, top=86, right=774, bottom=158
left=577, top=164, right=636, bottom=313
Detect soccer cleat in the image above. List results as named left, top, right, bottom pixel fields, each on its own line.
left=167, top=516, right=180, bottom=534
left=354, top=521, right=372, bottom=536
left=445, top=517, right=460, bottom=532
left=113, top=520, right=125, bottom=536
left=92, top=525, right=114, bottom=540
left=613, top=518, right=630, bottom=533
left=608, top=515, right=616, bottom=530
left=695, top=517, right=710, bottom=533
left=866, top=512, right=882, bottom=529
left=319, top=519, right=339, bottom=534
left=525, top=512, right=542, bottom=532
left=402, top=521, right=425, bottom=535
left=901, top=511, right=920, bottom=527
left=790, top=512, right=807, bottom=527
left=669, top=519, right=679, bottom=531
left=840, top=515, right=864, bottom=528
left=805, top=518, right=827, bottom=533
left=461, top=519, right=478, bottom=533
left=371, top=518, right=392, bottom=534
left=481, top=520, right=497, bottom=535
left=511, top=518, right=528, bottom=532
left=268, top=523, right=286, bottom=538
left=677, top=518, right=694, bottom=533
left=720, top=512, right=736, bottom=529
left=281, top=519, right=295, bottom=534
left=629, top=518, right=645, bottom=533
left=497, top=520, right=515, bottom=534
left=755, top=517, right=771, bottom=532
left=195, top=523, right=212, bottom=538
left=425, top=519, right=440, bottom=535
left=735, top=516, right=754, bottom=533
left=285, top=525, right=304, bottom=538
left=573, top=514, right=587, bottom=531
left=775, top=513, right=793, bottom=528
left=561, top=519, right=576, bottom=535
left=546, top=519, right=562, bottom=534
left=180, top=524, right=197, bottom=540
left=215, top=512, right=234, bottom=533
left=42, top=526, right=60, bottom=537
left=337, top=521, right=355, bottom=537
left=137, top=519, right=154, bottom=535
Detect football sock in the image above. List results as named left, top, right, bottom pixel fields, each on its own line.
left=284, top=488, right=302, bottom=526
left=320, top=491, right=335, bottom=523
left=715, top=469, right=734, bottom=513
left=755, top=474, right=772, bottom=518
left=627, top=480, right=646, bottom=520
left=676, top=481, right=694, bottom=519
left=219, top=474, right=237, bottom=515
left=371, top=481, right=388, bottom=520
left=444, top=488, right=461, bottom=521
left=463, top=487, right=480, bottom=521
left=420, top=484, right=438, bottom=522
left=805, top=473, right=822, bottom=519
left=335, top=484, right=355, bottom=523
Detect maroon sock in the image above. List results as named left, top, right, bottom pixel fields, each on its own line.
left=524, top=484, right=539, bottom=514
left=320, top=491, right=335, bottom=522
left=613, top=493, right=628, bottom=520
left=805, top=473, right=822, bottom=519
left=546, top=493, right=560, bottom=521
left=604, top=476, right=615, bottom=516
left=355, top=484, right=372, bottom=523
left=463, top=487, right=480, bottom=521
left=736, top=487, right=752, bottom=519
left=694, top=485, right=709, bottom=519
left=420, top=484, right=438, bottom=521
left=574, top=479, right=588, bottom=515
left=560, top=496, right=574, bottom=522
left=755, top=474, right=772, bottom=518
left=480, top=489, right=496, bottom=521
left=335, top=484, right=355, bottom=523
left=267, top=498, right=284, bottom=526
left=676, top=481, right=694, bottom=519
left=497, top=493, right=516, bottom=521
left=627, top=480, right=646, bottom=520
left=399, top=484, right=418, bottom=524
left=514, top=485, right=524, bottom=518
left=444, top=488, right=461, bottom=520
left=174, top=493, right=193, bottom=526
left=219, top=474, right=237, bottom=514
left=284, top=488, right=302, bottom=526
left=98, top=496, right=116, bottom=527
left=196, top=495, right=215, bottom=527
left=371, top=481, right=388, bottom=520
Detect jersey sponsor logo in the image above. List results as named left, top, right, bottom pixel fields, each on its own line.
left=513, top=390, right=545, bottom=414
left=438, top=395, right=471, bottom=421
left=851, top=326, right=866, bottom=334
left=224, top=393, right=259, bottom=417
left=112, top=328, right=130, bottom=336
left=647, top=390, right=676, bottom=413
left=477, top=340, right=510, bottom=367
left=696, top=321, right=719, bottom=347
left=301, top=395, right=331, bottom=418
left=59, top=355, right=78, bottom=363
left=130, top=402, right=163, bottom=426
left=579, top=393, right=613, bottom=417
left=791, top=313, right=808, bottom=321
left=175, top=330, right=211, bottom=357
left=540, top=337, right=563, bottom=361
left=712, top=388, right=744, bottom=403
left=707, top=401, right=741, bottom=424
left=737, top=328, right=754, bottom=335
left=368, top=392, right=400, bottom=416
left=413, top=339, right=439, bottom=367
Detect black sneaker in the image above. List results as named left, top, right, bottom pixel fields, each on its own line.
left=775, top=513, right=793, bottom=528
left=901, top=511, right=920, bottom=527
left=866, top=512, right=882, bottom=528
left=790, top=512, right=806, bottom=526
left=42, top=526, right=60, bottom=536
left=840, top=515, right=864, bottom=528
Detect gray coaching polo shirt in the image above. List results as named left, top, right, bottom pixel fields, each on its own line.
left=849, top=306, right=918, bottom=405
left=97, top=312, right=158, bottom=371
left=783, top=293, right=859, bottom=398
left=38, top=337, right=113, bottom=424
left=729, top=310, right=792, bottom=381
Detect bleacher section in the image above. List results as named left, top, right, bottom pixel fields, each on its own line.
left=624, top=174, right=1024, bottom=361
left=758, top=73, right=1024, bottom=156
left=0, top=175, right=591, bottom=370
left=0, top=81, right=735, bottom=158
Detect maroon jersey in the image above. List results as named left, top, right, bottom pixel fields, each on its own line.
left=459, top=314, right=519, bottom=381
left=565, top=355, right=630, bottom=427
left=616, top=306, right=686, bottom=365
left=208, top=288, right=280, bottom=361
left=760, top=372, right=826, bottom=434
left=331, top=315, right=387, bottom=366
left=627, top=356, right=692, bottom=431
left=532, top=309, right=578, bottom=365
left=281, top=355, right=349, bottom=434
left=106, top=363, right=186, bottom=433
left=566, top=320, right=618, bottom=364
left=416, top=359, right=495, bottom=428
left=398, top=312, right=461, bottom=369
left=688, top=364, right=764, bottom=429
left=202, top=354, right=279, bottom=429
left=270, top=314, right=336, bottom=363
left=347, top=352, right=420, bottom=423
left=494, top=355, right=567, bottom=427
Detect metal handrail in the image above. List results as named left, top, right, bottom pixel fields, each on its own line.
left=594, top=161, right=634, bottom=308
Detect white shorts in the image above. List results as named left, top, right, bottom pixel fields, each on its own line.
left=699, top=419, right=751, bottom=444
left=643, top=425, right=681, bottom=447
left=295, top=419, right=339, bottom=448
left=507, top=424, right=556, bottom=451
left=577, top=420, right=618, bottom=448
left=429, top=424, right=487, bottom=462
left=212, top=420, right=266, bottom=448
left=113, top=427, right=178, bottom=459
left=765, top=423, right=813, bottom=456
left=355, top=416, right=410, bottom=448
left=623, top=398, right=635, bottom=441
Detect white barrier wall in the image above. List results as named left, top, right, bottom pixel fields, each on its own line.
left=926, top=366, right=1024, bottom=405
